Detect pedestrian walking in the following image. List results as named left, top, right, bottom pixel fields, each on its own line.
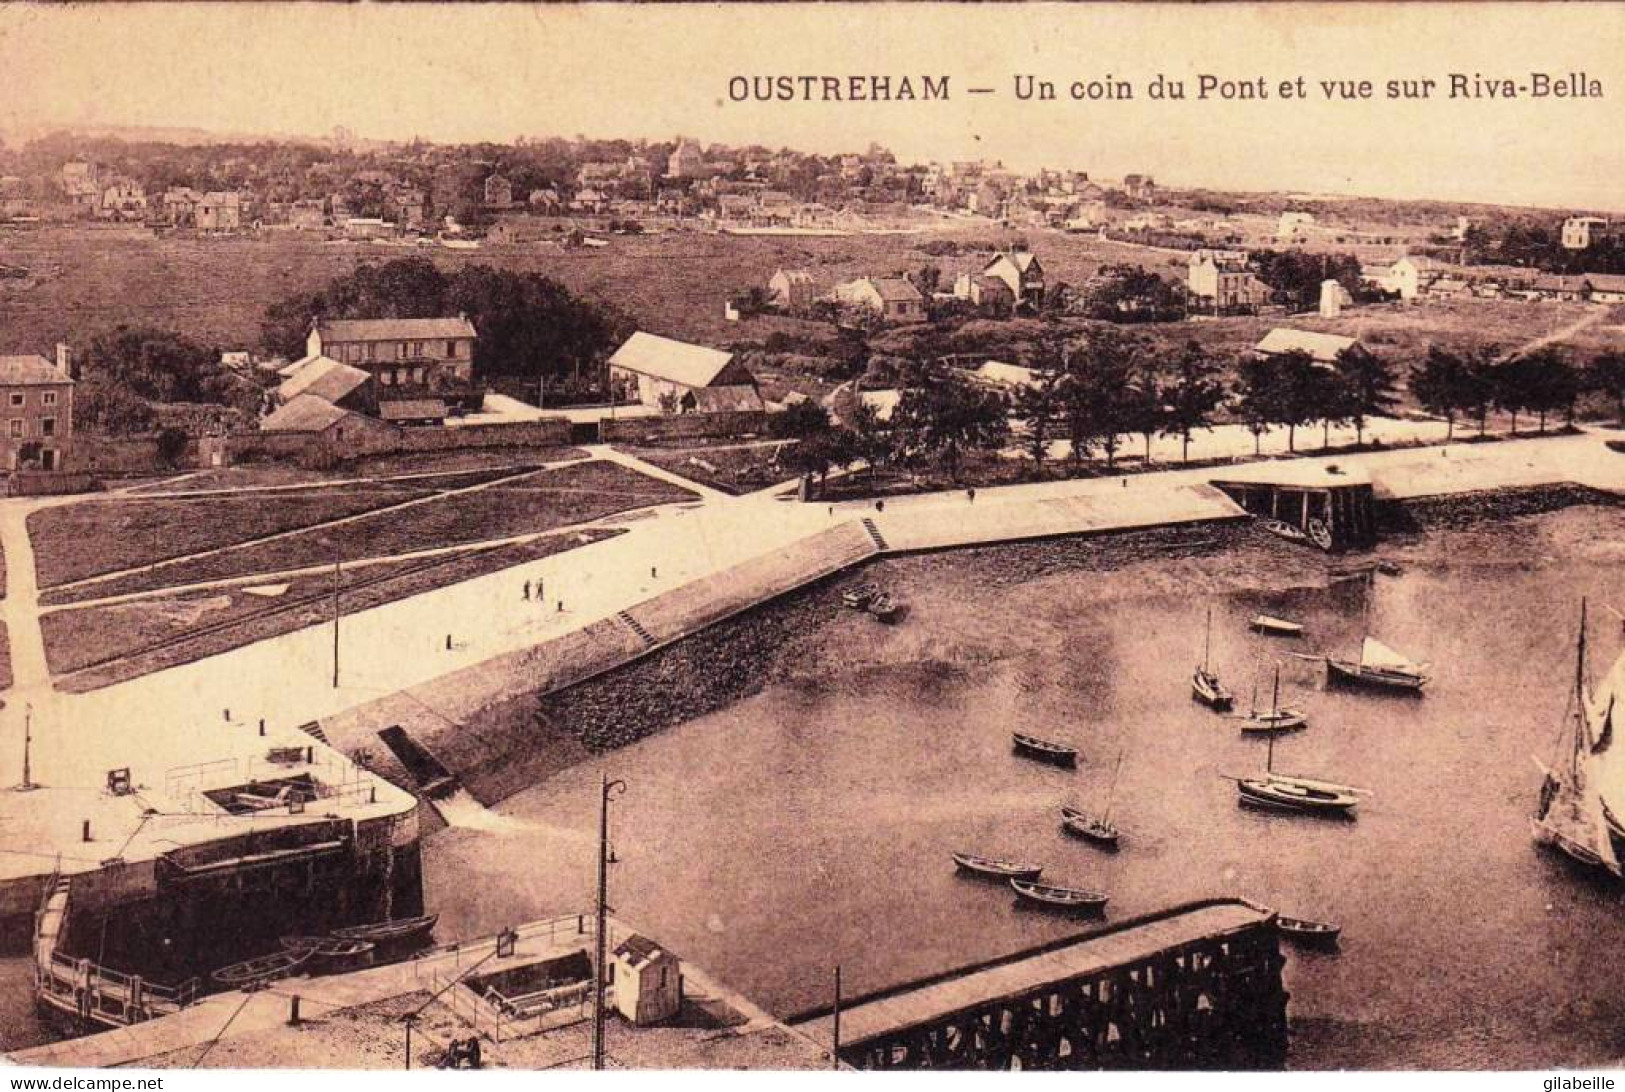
left=651, top=565, right=658, bottom=579
left=967, top=487, right=976, bottom=504
left=876, top=499, right=885, bottom=513
left=445, top=634, right=452, bottom=651
left=1122, top=477, right=1128, bottom=488
left=536, top=578, right=545, bottom=603
left=557, top=600, right=565, bottom=613
left=523, top=580, right=531, bottom=601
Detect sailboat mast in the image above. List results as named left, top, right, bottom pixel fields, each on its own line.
left=1266, top=732, right=1275, bottom=775
left=1103, top=750, right=1124, bottom=824
left=1271, top=665, right=1281, bottom=716
left=1203, top=607, right=1213, bottom=672
left=1572, top=599, right=1589, bottom=780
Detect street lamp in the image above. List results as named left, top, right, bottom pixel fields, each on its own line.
left=592, top=774, right=626, bottom=1071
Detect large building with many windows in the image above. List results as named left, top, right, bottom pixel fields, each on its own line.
left=0, top=352, right=73, bottom=470
left=306, top=316, right=478, bottom=388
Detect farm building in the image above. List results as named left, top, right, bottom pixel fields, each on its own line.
left=308, top=316, right=477, bottom=386
left=833, top=277, right=925, bottom=322
left=259, top=394, right=395, bottom=443
left=768, top=268, right=819, bottom=311
left=1586, top=274, right=1625, bottom=303
left=378, top=398, right=449, bottom=427
left=608, top=332, right=763, bottom=414
left=1254, top=328, right=1358, bottom=366
left=277, top=356, right=377, bottom=415
left=952, top=273, right=1017, bottom=312
left=196, top=191, right=243, bottom=232
left=980, top=250, right=1046, bottom=309
left=1361, top=256, right=1425, bottom=301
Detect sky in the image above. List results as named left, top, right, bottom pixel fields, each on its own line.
left=1, top=2, right=1622, bottom=211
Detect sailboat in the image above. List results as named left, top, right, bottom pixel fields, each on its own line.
left=1233, top=663, right=1308, bottom=734
left=1227, top=734, right=1366, bottom=816
left=1061, top=750, right=1124, bottom=848
left=1532, top=600, right=1623, bottom=877
left=1327, top=636, right=1430, bottom=692
left=1192, top=608, right=1235, bottom=711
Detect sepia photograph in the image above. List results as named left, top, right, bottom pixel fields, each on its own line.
left=0, top=0, right=1623, bottom=1076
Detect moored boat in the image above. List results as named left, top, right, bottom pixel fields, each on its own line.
left=1193, top=608, right=1234, bottom=712
left=1327, top=637, right=1429, bottom=692
left=1277, top=916, right=1342, bottom=945
left=1012, top=732, right=1078, bottom=767
left=331, top=913, right=439, bottom=948
left=211, top=947, right=312, bottom=989
left=1250, top=614, right=1304, bottom=637
left=1060, top=805, right=1120, bottom=848
left=867, top=593, right=901, bottom=622
left=1234, top=665, right=1309, bottom=734
left=1010, top=879, right=1108, bottom=912
left=952, top=852, right=1043, bottom=883
left=1228, top=736, right=1364, bottom=817
left=841, top=583, right=878, bottom=609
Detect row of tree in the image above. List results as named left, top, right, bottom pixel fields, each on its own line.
left=774, top=335, right=1625, bottom=494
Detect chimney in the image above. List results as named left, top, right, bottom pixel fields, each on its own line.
left=55, top=342, right=72, bottom=378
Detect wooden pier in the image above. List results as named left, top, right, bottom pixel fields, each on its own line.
left=791, top=898, right=1287, bottom=1070
left=1212, top=474, right=1377, bottom=551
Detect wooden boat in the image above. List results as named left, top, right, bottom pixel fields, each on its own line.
left=1061, top=750, right=1125, bottom=848
left=1277, top=916, right=1342, bottom=945
left=1250, top=614, right=1304, bottom=637
left=1192, top=608, right=1234, bottom=712
left=331, top=913, right=439, bottom=947
left=841, top=583, right=878, bottom=609
left=1061, top=805, right=1119, bottom=848
left=867, top=593, right=901, bottom=622
left=1228, top=735, right=1364, bottom=816
left=1234, top=665, right=1309, bottom=734
left=1258, top=517, right=1309, bottom=544
left=1532, top=601, right=1624, bottom=877
left=1327, top=637, right=1430, bottom=691
left=1012, top=732, right=1078, bottom=767
left=952, top=852, right=1043, bottom=882
left=1010, top=879, right=1108, bottom=912
left=211, top=947, right=312, bottom=989
left=279, top=936, right=376, bottom=959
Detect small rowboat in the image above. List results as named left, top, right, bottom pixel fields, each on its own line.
left=841, top=583, right=878, bottom=609
left=867, top=593, right=901, bottom=622
left=1277, top=916, right=1342, bottom=946
left=952, top=852, right=1043, bottom=882
left=1060, top=805, right=1119, bottom=848
left=278, top=936, right=377, bottom=970
left=1010, top=879, right=1109, bottom=913
left=332, top=913, right=439, bottom=947
left=1012, top=732, right=1078, bottom=767
left=211, top=947, right=312, bottom=989
left=1250, top=614, right=1304, bottom=637
left=1258, top=518, right=1310, bottom=544
left=1236, top=708, right=1308, bottom=734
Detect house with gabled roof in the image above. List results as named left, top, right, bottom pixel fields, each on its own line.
left=767, top=268, right=819, bottom=312
left=608, top=332, right=762, bottom=414
left=1254, top=328, right=1358, bottom=366
left=981, top=250, right=1045, bottom=309
left=833, top=276, right=925, bottom=322
left=0, top=352, right=74, bottom=470
left=276, top=356, right=376, bottom=415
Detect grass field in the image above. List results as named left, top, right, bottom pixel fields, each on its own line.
left=43, top=528, right=623, bottom=690
left=38, top=459, right=695, bottom=605
left=27, top=464, right=555, bottom=589
left=614, top=440, right=795, bottom=496
left=129, top=446, right=590, bottom=495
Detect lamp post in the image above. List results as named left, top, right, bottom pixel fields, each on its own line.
left=18, top=703, right=35, bottom=791
left=592, top=774, right=626, bottom=1071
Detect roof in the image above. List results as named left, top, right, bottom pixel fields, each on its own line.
left=260, top=394, right=351, bottom=433
left=278, top=357, right=372, bottom=405
left=613, top=933, right=673, bottom=969
left=974, top=360, right=1040, bottom=388
left=609, top=331, right=737, bottom=387
left=1255, top=328, right=1357, bottom=364
left=315, top=316, right=476, bottom=343
left=985, top=251, right=1039, bottom=276
left=1587, top=274, right=1625, bottom=292
left=869, top=277, right=923, bottom=303
left=379, top=398, right=448, bottom=421
left=773, top=268, right=815, bottom=284
left=0, top=354, right=73, bottom=386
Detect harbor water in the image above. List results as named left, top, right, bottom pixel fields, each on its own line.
left=424, top=500, right=1625, bottom=1069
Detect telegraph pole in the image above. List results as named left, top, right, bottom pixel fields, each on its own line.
left=831, top=965, right=842, bottom=1070
left=592, top=774, right=626, bottom=1070
left=331, top=554, right=341, bottom=689
left=18, top=703, right=35, bottom=791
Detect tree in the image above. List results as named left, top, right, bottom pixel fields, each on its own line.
left=1249, top=349, right=1327, bottom=454
left=1588, top=350, right=1625, bottom=424
left=846, top=401, right=891, bottom=482
left=892, top=369, right=1009, bottom=482
left=1013, top=343, right=1067, bottom=475
left=1063, top=329, right=1142, bottom=467
left=1160, top=342, right=1227, bottom=462
left=769, top=399, right=833, bottom=441
left=1234, top=355, right=1280, bottom=455
left=155, top=426, right=190, bottom=467
left=1513, top=347, right=1581, bottom=432
left=73, top=376, right=156, bottom=435
left=1126, top=357, right=1167, bottom=463
left=1412, top=347, right=1472, bottom=439
left=1332, top=345, right=1398, bottom=446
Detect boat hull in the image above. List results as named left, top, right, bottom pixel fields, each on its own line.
left=1237, top=778, right=1358, bottom=815
left=952, top=853, right=1043, bottom=883
left=1192, top=671, right=1234, bottom=712
left=1326, top=657, right=1428, bottom=692
left=1250, top=616, right=1304, bottom=637
left=1060, top=809, right=1120, bottom=848
left=1010, top=879, right=1108, bottom=912
left=1013, top=735, right=1078, bottom=767
left=1237, top=709, right=1308, bottom=734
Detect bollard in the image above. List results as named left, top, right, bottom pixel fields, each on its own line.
left=288, top=995, right=301, bottom=1026
left=259, top=718, right=266, bottom=737
left=82, top=819, right=91, bottom=842
left=305, top=746, right=313, bottom=763
left=224, top=708, right=231, bottom=721
left=369, top=786, right=376, bottom=804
